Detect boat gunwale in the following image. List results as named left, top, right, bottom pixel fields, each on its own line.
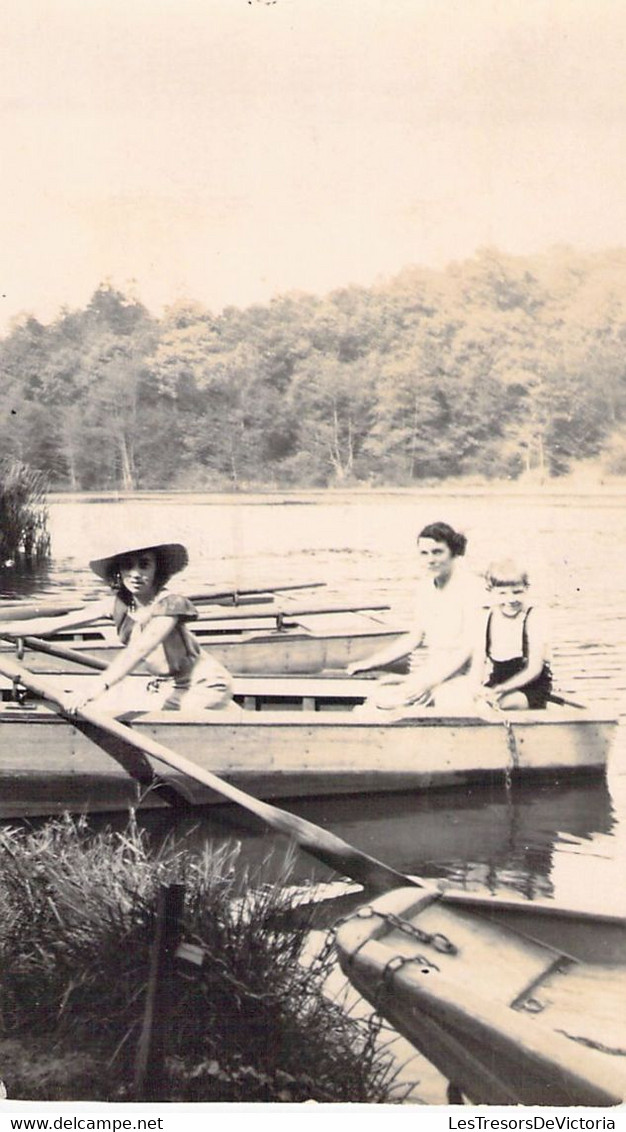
left=0, top=702, right=617, bottom=728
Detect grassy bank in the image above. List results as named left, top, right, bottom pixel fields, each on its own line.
left=0, top=815, right=403, bottom=1104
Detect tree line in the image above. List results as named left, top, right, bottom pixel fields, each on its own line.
left=2, top=246, right=626, bottom=490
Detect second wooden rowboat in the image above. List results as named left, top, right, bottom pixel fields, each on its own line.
left=335, top=885, right=626, bottom=1106
left=0, top=606, right=406, bottom=675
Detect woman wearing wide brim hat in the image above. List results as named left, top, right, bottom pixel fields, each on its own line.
left=0, top=539, right=238, bottom=718
left=89, top=540, right=189, bottom=585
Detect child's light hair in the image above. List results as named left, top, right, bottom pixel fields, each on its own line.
left=485, top=558, right=529, bottom=589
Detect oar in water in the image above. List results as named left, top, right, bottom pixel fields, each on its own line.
left=0, top=651, right=416, bottom=894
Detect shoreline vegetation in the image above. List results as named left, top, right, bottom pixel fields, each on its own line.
left=0, top=458, right=50, bottom=567
left=4, top=247, right=626, bottom=494
left=0, top=816, right=407, bottom=1104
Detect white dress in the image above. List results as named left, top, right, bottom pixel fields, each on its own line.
left=408, top=567, right=484, bottom=679
left=360, top=566, right=485, bottom=716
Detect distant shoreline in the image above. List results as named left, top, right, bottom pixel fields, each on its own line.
left=48, top=478, right=626, bottom=506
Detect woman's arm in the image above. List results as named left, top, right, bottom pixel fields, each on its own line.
left=0, top=598, right=113, bottom=640
left=67, top=614, right=179, bottom=709
left=346, top=628, right=420, bottom=677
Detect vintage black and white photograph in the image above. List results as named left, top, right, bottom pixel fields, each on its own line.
left=0, top=0, right=624, bottom=1116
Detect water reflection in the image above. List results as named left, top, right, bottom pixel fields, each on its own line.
left=47, top=774, right=611, bottom=906
left=0, top=563, right=55, bottom=600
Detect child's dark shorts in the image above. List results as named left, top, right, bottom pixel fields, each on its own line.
left=486, top=658, right=553, bottom=709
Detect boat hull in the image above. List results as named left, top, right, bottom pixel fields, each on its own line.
left=335, top=887, right=626, bottom=1106
left=0, top=620, right=406, bottom=676
left=0, top=691, right=616, bottom=817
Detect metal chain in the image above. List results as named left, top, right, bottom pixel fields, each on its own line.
left=328, top=903, right=456, bottom=1043
left=378, top=909, right=458, bottom=954
left=341, top=903, right=458, bottom=955
left=381, top=952, right=440, bottom=985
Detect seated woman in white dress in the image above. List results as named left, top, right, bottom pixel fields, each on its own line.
left=347, top=521, right=483, bottom=715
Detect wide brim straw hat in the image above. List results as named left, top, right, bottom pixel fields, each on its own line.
left=89, top=541, right=189, bottom=583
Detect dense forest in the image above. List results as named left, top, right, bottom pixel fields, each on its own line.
left=2, top=246, right=626, bottom=490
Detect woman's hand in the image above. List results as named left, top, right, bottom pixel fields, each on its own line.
left=372, top=678, right=431, bottom=711
left=64, top=679, right=109, bottom=716
left=403, top=682, right=432, bottom=707
left=346, top=661, right=369, bottom=677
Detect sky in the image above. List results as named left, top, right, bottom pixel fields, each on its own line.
left=2, top=0, right=626, bottom=330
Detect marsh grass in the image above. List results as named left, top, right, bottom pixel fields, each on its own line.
left=0, top=458, right=50, bottom=566
left=0, top=815, right=400, bottom=1103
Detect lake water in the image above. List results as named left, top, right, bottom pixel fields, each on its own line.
left=3, top=488, right=626, bottom=917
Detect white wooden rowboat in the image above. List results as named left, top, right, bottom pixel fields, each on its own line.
left=0, top=606, right=406, bottom=675
left=0, top=672, right=616, bottom=817
left=335, top=885, right=626, bottom=1106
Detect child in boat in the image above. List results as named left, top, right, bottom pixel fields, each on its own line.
left=470, top=558, right=553, bottom=711
left=0, top=540, right=237, bottom=715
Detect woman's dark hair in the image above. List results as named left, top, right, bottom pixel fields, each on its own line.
left=417, top=521, right=467, bottom=558
left=107, top=549, right=170, bottom=603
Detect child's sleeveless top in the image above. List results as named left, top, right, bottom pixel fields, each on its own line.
left=485, top=607, right=553, bottom=707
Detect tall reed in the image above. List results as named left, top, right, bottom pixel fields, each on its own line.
left=0, top=458, right=51, bottom=566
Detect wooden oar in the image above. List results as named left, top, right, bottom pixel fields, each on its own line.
left=0, top=603, right=84, bottom=622
left=0, top=584, right=326, bottom=623
left=0, top=635, right=107, bottom=672
left=192, top=602, right=392, bottom=623
left=547, top=692, right=586, bottom=710
left=188, top=582, right=326, bottom=605
left=0, top=651, right=416, bottom=894
left=1, top=643, right=619, bottom=942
